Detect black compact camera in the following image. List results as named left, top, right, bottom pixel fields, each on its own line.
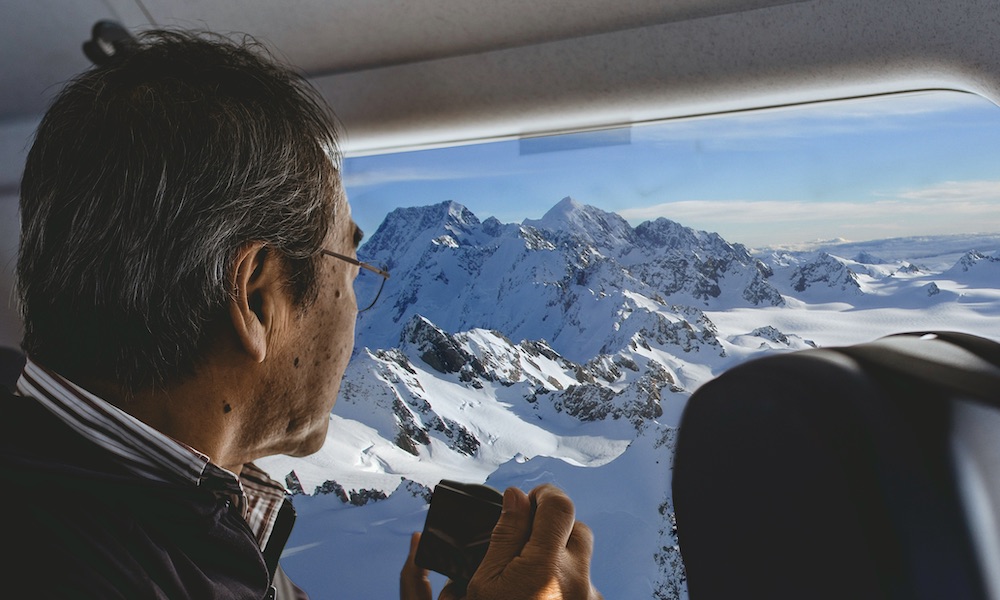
left=414, top=480, right=504, bottom=583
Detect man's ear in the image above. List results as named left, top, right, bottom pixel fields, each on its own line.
left=228, top=243, right=290, bottom=363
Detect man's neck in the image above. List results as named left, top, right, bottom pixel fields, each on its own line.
left=81, top=370, right=252, bottom=474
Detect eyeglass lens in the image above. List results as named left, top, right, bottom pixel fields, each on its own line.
left=355, top=264, right=388, bottom=312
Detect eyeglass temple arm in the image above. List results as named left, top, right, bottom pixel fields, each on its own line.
left=359, top=261, right=390, bottom=279
left=322, top=249, right=389, bottom=279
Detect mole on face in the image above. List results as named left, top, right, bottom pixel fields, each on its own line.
left=224, top=403, right=232, bottom=413
left=294, top=357, right=300, bottom=368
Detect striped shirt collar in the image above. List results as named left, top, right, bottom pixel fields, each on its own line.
left=15, top=358, right=290, bottom=549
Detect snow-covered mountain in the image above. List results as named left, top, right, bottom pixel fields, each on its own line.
left=354, top=197, right=779, bottom=363
left=260, top=199, right=1000, bottom=600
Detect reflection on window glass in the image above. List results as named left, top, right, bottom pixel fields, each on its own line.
left=265, top=91, right=1000, bottom=599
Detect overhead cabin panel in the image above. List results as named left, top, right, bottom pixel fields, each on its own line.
left=310, top=0, right=1000, bottom=155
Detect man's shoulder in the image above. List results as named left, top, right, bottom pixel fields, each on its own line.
left=0, top=391, right=77, bottom=458
left=0, top=391, right=119, bottom=477
left=1, top=391, right=273, bottom=598
left=0, top=391, right=211, bottom=535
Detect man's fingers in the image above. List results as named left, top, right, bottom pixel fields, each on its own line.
left=463, top=484, right=601, bottom=600
left=522, top=484, right=577, bottom=552
left=438, top=581, right=465, bottom=600
left=400, top=532, right=433, bottom=600
left=474, top=487, right=532, bottom=580
left=566, top=520, right=595, bottom=556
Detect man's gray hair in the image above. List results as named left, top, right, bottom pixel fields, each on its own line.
left=17, top=29, right=342, bottom=394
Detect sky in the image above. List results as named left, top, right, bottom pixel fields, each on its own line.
left=343, top=91, right=1000, bottom=250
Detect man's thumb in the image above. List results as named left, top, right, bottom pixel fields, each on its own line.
left=474, top=487, right=531, bottom=580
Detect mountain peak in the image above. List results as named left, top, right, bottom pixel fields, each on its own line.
left=527, top=197, right=587, bottom=230
left=439, top=200, right=477, bottom=223
left=523, top=197, right=634, bottom=249
left=553, top=195, right=583, bottom=211
left=360, top=201, right=481, bottom=262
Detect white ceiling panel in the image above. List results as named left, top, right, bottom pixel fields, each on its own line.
left=128, top=0, right=805, bottom=73
left=2, top=0, right=804, bottom=122
left=4, top=0, right=1000, bottom=158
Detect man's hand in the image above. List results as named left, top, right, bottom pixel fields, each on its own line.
left=400, top=532, right=435, bottom=600
left=465, top=484, right=601, bottom=600
left=400, top=484, right=602, bottom=600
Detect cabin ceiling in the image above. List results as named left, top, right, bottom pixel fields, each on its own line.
left=5, top=0, right=1000, bottom=157
left=3, top=0, right=802, bottom=124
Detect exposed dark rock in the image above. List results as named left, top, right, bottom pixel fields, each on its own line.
left=285, top=471, right=305, bottom=496
left=403, top=316, right=488, bottom=378
left=790, top=252, right=862, bottom=294
left=312, top=480, right=389, bottom=506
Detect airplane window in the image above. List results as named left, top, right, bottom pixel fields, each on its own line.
left=261, top=90, right=1000, bottom=599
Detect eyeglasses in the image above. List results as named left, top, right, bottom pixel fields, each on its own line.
left=320, top=249, right=390, bottom=313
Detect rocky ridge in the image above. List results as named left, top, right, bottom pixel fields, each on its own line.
left=355, top=197, right=784, bottom=361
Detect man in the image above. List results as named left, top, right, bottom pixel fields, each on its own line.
left=3, top=28, right=601, bottom=599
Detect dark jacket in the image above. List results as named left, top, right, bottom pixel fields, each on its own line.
left=0, top=392, right=302, bottom=599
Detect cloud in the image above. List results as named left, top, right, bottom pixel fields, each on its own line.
left=893, top=180, right=1000, bottom=203
left=621, top=197, right=1000, bottom=225
left=343, top=166, right=479, bottom=188
left=621, top=177, right=1000, bottom=224
left=618, top=199, right=895, bottom=225
left=344, top=158, right=544, bottom=189
left=616, top=186, right=1000, bottom=247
